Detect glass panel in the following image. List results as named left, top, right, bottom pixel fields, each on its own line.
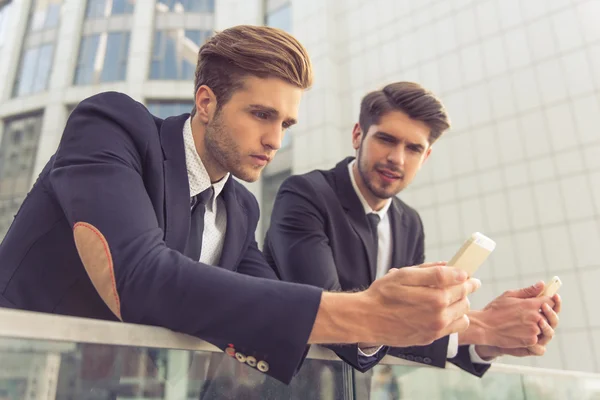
left=266, top=4, right=291, bottom=33
left=0, top=336, right=349, bottom=399
left=146, top=102, right=194, bottom=119
left=111, top=0, right=135, bottom=15
left=0, top=2, right=13, bottom=48
left=150, top=30, right=207, bottom=80
left=15, top=47, right=39, bottom=96
left=0, top=115, right=43, bottom=239
left=85, top=0, right=106, bottom=18
left=354, top=364, right=600, bottom=400
left=30, top=0, right=62, bottom=31
left=156, top=0, right=214, bottom=12
left=74, top=34, right=100, bottom=85
left=100, top=32, right=129, bottom=82
left=32, top=44, right=54, bottom=92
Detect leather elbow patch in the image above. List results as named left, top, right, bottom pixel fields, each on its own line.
left=73, top=222, right=122, bottom=321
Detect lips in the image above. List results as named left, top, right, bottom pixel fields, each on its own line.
left=377, top=168, right=403, bottom=180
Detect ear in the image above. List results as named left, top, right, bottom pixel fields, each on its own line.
left=194, top=85, right=217, bottom=124
left=352, top=123, right=362, bottom=151
left=420, top=146, right=433, bottom=167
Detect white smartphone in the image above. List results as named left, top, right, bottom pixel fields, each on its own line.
left=538, top=276, right=562, bottom=297
left=447, top=232, right=496, bottom=277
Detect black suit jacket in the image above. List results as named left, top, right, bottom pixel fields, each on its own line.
left=263, top=157, right=490, bottom=377
left=0, top=91, right=322, bottom=384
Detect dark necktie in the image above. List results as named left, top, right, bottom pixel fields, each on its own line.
left=185, top=187, right=214, bottom=261
left=367, top=213, right=380, bottom=276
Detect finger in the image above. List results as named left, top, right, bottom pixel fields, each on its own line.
left=538, top=317, right=556, bottom=346
left=416, top=261, right=447, bottom=268
left=444, top=296, right=471, bottom=326
left=552, top=294, right=562, bottom=314
left=441, top=314, right=470, bottom=337
left=505, top=281, right=545, bottom=299
left=396, top=265, right=468, bottom=288
left=446, top=278, right=481, bottom=305
left=526, top=344, right=546, bottom=356
left=541, top=303, right=559, bottom=329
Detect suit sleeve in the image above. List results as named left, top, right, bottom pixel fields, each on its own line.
left=266, top=176, right=387, bottom=372
left=48, top=92, right=322, bottom=384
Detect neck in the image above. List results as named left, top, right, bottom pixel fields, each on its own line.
left=191, top=115, right=227, bottom=183
left=352, top=162, right=387, bottom=212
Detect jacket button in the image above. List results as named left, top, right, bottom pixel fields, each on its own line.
left=235, top=352, right=246, bottom=363
left=406, top=355, right=414, bottom=361
left=225, top=347, right=235, bottom=357
left=424, top=357, right=432, bottom=364
left=257, top=360, right=269, bottom=372
left=246, top=356, right=257, bottom=367
left=415, top=356, right=423, bottom=363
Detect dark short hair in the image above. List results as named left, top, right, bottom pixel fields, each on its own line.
left=191, top=25, right=313, bottom=117
left=358, top=82, right=451, bottom=144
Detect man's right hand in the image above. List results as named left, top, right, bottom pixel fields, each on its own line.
left=309, top=262, right=481, bottom=347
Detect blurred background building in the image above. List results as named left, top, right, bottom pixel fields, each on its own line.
left=0, top=0, right=599, bottom=383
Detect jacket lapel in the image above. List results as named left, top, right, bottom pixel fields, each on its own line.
left=218, top=178, right=247, bottom=269
left=334, top=157, right=378, bottom=282
left=159, top=114, right=191, bottom=254
left=388, top=199, right=408, bottom=270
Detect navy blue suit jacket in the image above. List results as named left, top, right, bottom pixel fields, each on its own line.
left=0, top=91, right=322, bottom=384
left=263, top=157, right=490, bottom=377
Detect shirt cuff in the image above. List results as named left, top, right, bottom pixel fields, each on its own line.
left=446, top=333, right=459, bottom=358
left=469, top=345, right=496, bottom=364
left=358, top=345, right=384, bottom=357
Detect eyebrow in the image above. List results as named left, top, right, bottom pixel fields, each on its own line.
left=375, top=131, right=426, bottom=151
left=248, top=104, right=297, bottom=126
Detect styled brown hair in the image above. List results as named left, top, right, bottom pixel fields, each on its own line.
left=191, top=25, right=313, bottom=116
left=359, top=82, right=451, bottom=144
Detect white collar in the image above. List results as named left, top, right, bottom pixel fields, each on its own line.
left=183, top=116, right=229, bottom=198
left=348, top=159, right=392, bottom=219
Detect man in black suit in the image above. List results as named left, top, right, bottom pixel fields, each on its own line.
left=264, top=82, right=561, bottom=379
left=0, top=27, right=481, bottom=391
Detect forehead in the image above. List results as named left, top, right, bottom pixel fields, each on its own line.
left=367, top=111, right=431, bottom=145
left=228, top=76, right=303, bottom=119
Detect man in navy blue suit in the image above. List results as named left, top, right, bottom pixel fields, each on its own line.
left=0, top=26, right=481, bottom=387
left=264, top=82, right=562, bottom=385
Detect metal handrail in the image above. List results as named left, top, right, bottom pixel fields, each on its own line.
left=1, top=307, right=599, bottom=380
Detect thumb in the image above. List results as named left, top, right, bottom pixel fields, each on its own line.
left=504, top=281, right=545, bottom=299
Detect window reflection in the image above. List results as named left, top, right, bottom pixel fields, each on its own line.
left=146, top=101, right=194, bottom=119
left=13, top=44, right=54, bottom=96
left=150, top=30, right=210, bottom=80
left=30, top=0, right=62, bottom=32
left=155, top=0, right=214, bottom=13
left=85, top=0, right=135, bottom=19
left=74, top=32, right=130, bottom=85
left=0, top=115, right=43, bottom=238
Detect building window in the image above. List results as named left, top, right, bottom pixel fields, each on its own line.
left=0, top=114, right=43, bottom=238
left=150, top=30, right=210, bottom=80
left=146, top=101, right=194, bottom=119
left=29, top=0, right=62, bottom=32
left=74, top=32, right=130, bottom=85
left=85, top=0, right=136, bottom=19
left=0, top=2, right=13, bottom=48
left=13, top=44, right=55, bottom=96
left=155, top=0, right=214, bottom=13
left=265, top=0, right=291, bottom=32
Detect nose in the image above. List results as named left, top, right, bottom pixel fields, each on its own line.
left=387, top=145, right=406, bottom=167
left=262, top=124, right=283, bottom=151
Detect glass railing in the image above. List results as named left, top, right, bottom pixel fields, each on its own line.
left=1, top=307, right=599, bottom=400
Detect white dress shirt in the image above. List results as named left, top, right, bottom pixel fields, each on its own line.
left=347, top=161, right=492, bottom=364
left=183, top=117, right=229, bottom=266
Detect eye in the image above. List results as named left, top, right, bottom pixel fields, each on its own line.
left=253, top=111, right=269, bottom=120
left=407, top=146, right=423, bottom=154
left=282, top=121, right=291, bottom=129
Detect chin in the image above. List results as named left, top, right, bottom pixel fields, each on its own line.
left=232, top=167, right=261, bottom=183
